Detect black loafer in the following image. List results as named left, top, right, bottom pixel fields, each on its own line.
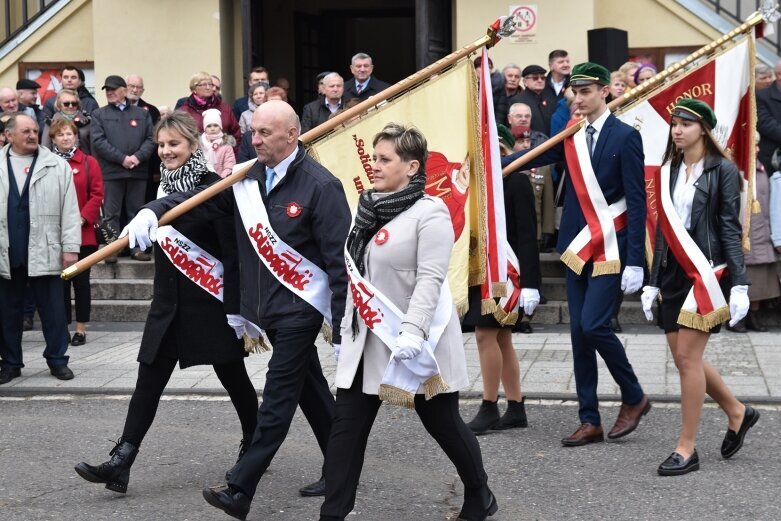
left=202, top=484, right=251, bottom=520
left=657, top=450, right=699, bottom=476
left=0, top=367, right=21, bottom=385
left=50, top=365, right=74, bottom=380
left=721, top=405, right=760, bottom=459
left=71, top=332, right=86, bottom=346
left=299, top=476, right=325, bottom=497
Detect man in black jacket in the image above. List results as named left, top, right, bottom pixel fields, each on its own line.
left=757, top=60, right=781, bottom=173
left=343, top=52, right=390, bottom=101
left=301, top=73, right=345, bottom=133
left=136, top=101, right=350, bottom=519
left=42, top=66, right=99, bottom=118
left=516, top=64, right=558, bottom=136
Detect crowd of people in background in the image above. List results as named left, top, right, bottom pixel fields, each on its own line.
left=0, top=48, right=779, bottom=378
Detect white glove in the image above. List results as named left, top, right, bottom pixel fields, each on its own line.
left=120, top=208, right=158, bottom=250
left=641, top=286, right=659, bottom=322
left=728, top=285, right=750, bottom=327
left=392, top=331, right=424, bottom=362
left=226, top=314, right=264, bottom=340
left=621, top=266, right=644, bottom=295
left=519, top=288, right=540, bottom=316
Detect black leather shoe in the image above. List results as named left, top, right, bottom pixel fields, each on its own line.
left=202, top=484, right=251, bottom=520
left=458, top=486, right=498, bottom=521
left=50, top=365, right=74, bottom=380
left=721, top=405, right=760, bottom=459
left=299, top=476, right=325, bottom=497
left=0, top=367, right=21, bottom=385
left=492, top=398, right=528, bottom=430
left=657, top=450, right=699, bottom=476
left=74, top=438, right=139, bottom=493
left=746, top=312, right=768, bottom=332
left=727, top=319, right=747, bottom=333
left=516, top=320, right=533, bottom=334
left=22, top=316, right=33, bottom=331
left=71, top=332, right=86, bottom=346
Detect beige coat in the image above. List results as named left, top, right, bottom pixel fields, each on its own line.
left=0, top=145, right=81, bottom=279
left=335, top=196, right=469, bottom=395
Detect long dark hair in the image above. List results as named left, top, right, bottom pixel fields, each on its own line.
left=660, top=116, right=728, bottom=165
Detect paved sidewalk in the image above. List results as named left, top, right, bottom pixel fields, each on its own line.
left=2, top=324, right=780, bottom=401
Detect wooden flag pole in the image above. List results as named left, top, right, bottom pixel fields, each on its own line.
left=62, top=17, right=516, bottom=280
left=500, top=9, right=769, bottom=177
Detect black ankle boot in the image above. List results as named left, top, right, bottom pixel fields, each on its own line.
left=74, top=439, right=139, bottom=493
left=493, top=398, right=528, bottom=430
left=467, top=400, right=500, bottom=434
left=458, top=485, right=498, bottom=521
left=225, top=437, right=250, bottom=482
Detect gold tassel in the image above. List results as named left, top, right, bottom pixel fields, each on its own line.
left=494, top=308, right=519, bottom=327
left=559, top=250, right=585, bottom=275
left=423, top=374, right=450, bottom=401
left=321, top=323, right=333, bottom=345
left=751, top=199, right=761, bottom=214
left=243, top=333, right=271, bottom=354
left=591, top=259, right=622, bottom=276
left=378, top=384, right=415, bottom=409
left=480, top=298, right=497, bottom=315
left=677, top=305, right=731, bottom=333
left=491, top=282, right=507, bottom=298
left=455, top=299, right=469, bottom=318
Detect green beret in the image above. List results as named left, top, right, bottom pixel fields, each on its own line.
left=497, top=124, right=515, bottom=150
left=671, top=98, right=717, bottom=130
left=570, top=62, right=611, bottom=87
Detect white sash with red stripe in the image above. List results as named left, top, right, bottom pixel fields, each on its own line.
left=344, top=247, right=452, bottom=409
left=562, top=121, right=624, bottom=276
left=233, top=176, right=333, bottom=328
left=156, top=225, right=225, bottom=301
left=658, top=163, right=730, bottom=331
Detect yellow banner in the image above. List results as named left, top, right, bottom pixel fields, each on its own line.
left=308, top=59, right=483, bottom=315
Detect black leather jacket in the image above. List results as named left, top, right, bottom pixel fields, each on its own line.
left=649, top=153, right=748, bottom=287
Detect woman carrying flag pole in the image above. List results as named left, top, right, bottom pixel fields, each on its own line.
left=642, top=99, right=759, bottom=476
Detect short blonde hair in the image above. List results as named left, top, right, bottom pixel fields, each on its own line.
left=55, top=89, right=79, bottom=110
left=189, top=71, right=213, bottom=91
left=154, top=112, right=199, bottom=148
left=372, top=122, right=428, bottom=174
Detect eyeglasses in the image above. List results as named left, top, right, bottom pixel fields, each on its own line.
left=195, top=82, right=214, bottom=88
left=61, top=101, right=79, bottom=108
left=526, top=75, right=546, bottom=81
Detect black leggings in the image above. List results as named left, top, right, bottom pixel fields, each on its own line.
left=319, top=362, right=488, bottom=521
left=122, top=352, right=258, bottom=448
left=64, top=245, right=98, bottom=324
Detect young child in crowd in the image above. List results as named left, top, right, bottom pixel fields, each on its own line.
left=199, top=108, right=236, bottom=177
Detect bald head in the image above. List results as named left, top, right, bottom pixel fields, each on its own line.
left=0, top=87, right=19, bottom=113
left=251, top=100, right=300, bottom=167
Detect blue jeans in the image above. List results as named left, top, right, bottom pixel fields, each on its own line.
left=0, top=268, right=70, bottom=369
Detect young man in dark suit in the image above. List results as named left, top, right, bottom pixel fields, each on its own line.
left=502, top=62, right=650, bottom=447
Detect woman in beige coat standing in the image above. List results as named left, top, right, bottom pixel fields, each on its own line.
left=319, top=123, right=495, bottom=521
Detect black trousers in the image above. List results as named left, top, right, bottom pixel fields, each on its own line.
left=64, top=245, right=98, bottom=324
left=319, top=362, right=488, bottom=521
left=229, top=324, right=334, bottom=499
left=122, top=349, right=258, bottom=448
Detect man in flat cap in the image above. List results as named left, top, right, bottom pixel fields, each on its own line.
left=16, top=79, right=45, bottom=131
left=90, top=75, right=155, bottom=262
left=515, top=64, right=558, bottom=136
left=502, top=62, right=650, bottom=448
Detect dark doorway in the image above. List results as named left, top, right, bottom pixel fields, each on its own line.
left=241, top=0, right=451, bottom=109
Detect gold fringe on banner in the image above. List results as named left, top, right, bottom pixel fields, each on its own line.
left=677, top=305, right=731, bottom=332
left=560, top=250, right=586, bottom=275
left=491, top=282, right=507, bottom=297
left=481, top=298, right=497, bottom=315
left=456, top=299, right=469, bottom=318
left=423, top=374, right=450, bottom=400
left=378, top=384, right=415, bottom=409
left=591, top=259, right=622, bottom=276
left=493, top=307, right=519, bottom=327
left=321, top=323, right=333, bottom=345
left=243, top=334, right=271, bottom=354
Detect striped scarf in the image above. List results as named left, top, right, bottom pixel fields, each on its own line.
left=159, top=148, right=209, bottom=195
left=53, top=146, right=77, bottom=160
left=346, top=172, right=427, bottom=275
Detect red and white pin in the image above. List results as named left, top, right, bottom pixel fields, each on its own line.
left=130, top=119, right=138, bottom=127
left=72, top=168, right=80, bottom=175
left=286, top=202, right=302, bottom=218
left=374, top=228, right=389, bottom=245
left=24, top=166, right=30, bottom=174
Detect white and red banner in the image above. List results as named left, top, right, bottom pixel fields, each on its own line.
left=157, top=225, right=225, bottom=301
left=616, top=35, right=757, bottom=262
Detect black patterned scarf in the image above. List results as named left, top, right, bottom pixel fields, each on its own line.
left=159, top=148, right=209, bottom=195
left=53, top=146, right=77, bottom=160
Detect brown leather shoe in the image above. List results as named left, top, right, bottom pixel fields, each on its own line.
left=561, top=423, right=604, bottom=447
left=607, top=395, right=651, bottom=439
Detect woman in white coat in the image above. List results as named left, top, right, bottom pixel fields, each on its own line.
left=319, top=123, right=496, bottom=521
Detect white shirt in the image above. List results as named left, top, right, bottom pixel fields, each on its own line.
left=672, top=160, right=705, bottom=229
left=585, top=108, right=611, bottom=154
left=551, top=78, right=566, bottom=96
left=266, top=146, right=298, bottom=191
